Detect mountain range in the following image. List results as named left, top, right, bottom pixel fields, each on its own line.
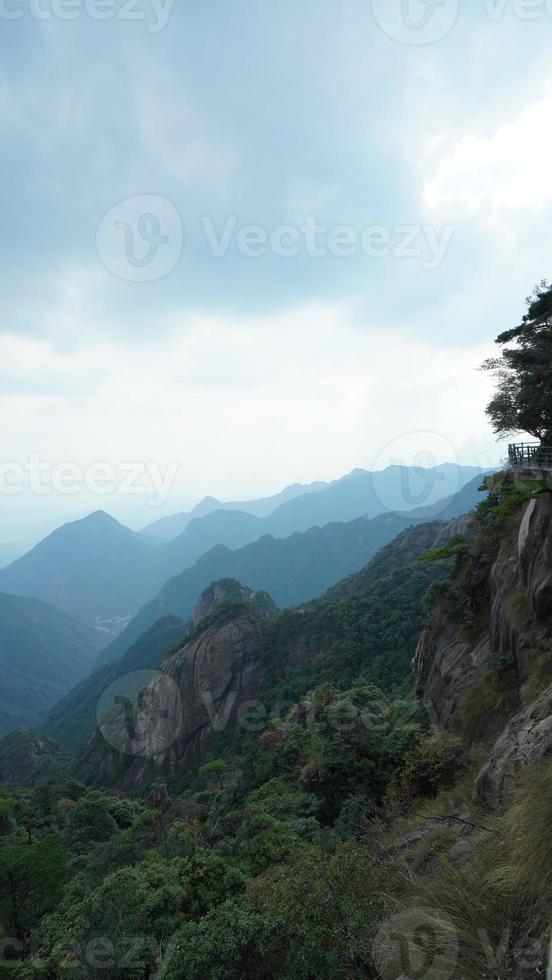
left=142, top=463, right=482, bottom=542
left=42, top=517, right=451, bottom=756
left=141, top=476, right=334, bottom=539
left=99, top=473, right=487, bottom=665
left=0, top=464, right=485, bottom=628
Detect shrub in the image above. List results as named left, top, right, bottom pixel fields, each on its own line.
left=400, top=728, right=466, bottom=797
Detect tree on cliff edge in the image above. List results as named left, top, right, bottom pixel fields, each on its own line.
left=483, top=280, right=552, bottom=445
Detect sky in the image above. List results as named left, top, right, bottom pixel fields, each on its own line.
left=1, top=0, right=552, bottom=540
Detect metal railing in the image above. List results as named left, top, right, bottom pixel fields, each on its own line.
left=508, top=443, right=552, bottom=470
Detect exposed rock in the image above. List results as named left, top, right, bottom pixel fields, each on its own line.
left=414, top=622, right=491, bottom=727
left=445, top=836, right=474, bottom=868
left=191, top=578, right=277, bottom=627
left=388, top=811, right=476, bottom=874
left=416, top=490, right=552, bottom=806
left=432, top=514, right=478, bottom=551
left=92, top=612, right=266, bottom=790
left=417, top=493, right=552, bottom=735
left=475, top=683, right=552, bottom=806
left=517, top=493, right=552, bottom=619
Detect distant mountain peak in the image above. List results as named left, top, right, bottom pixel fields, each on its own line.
left=49, top=510, right=128, bottom=540
left=83, top=510, right=120, bottom=525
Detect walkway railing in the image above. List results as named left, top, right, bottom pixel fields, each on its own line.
left=508, top=443, right=552, bottom=471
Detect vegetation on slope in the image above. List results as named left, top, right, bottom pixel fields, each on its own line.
left=0, top=522, right=457, bottom=978
left=0, top=593, right=104, bottom=735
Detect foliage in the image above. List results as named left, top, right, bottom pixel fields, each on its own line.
left=3, top=491, right=550, bottom=979
left=398, top=727, right=466, bottom=797
left=0, top=731, right=69, bottom=788
left=424, top=475, right=546, bottom=640
left=419, top=534, right=470, bottom=563
left=486, top=650, right=515, bottom=672
left=482, top=279, right=552, bottom=441
left=0, top=836, right=68, bottom=941
left=403, top=758, right=552, bottom=979
left=0, top=673, right=426, bottom=977
left=263, top=560, right=450, bottom=703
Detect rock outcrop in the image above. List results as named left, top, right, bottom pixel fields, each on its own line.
left=475, top=683, right=552, bottom=804
left=191, top=578, right=277, bottom=627
left=415, top=622, right=491, bottom=728
left=415, top=489, right=552, bottom=806
left=90, top=611, right=266, bottom=790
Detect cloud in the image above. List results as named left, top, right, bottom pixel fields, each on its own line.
left=423, top=88, right=552, bottom=213
left=0, top=1, right=550, bottom=541
left=0, top=303, right=500, bottom=535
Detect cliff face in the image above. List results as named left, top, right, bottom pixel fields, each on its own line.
left=415, top=489, right=552, bottom=806
left=88, top=612, right=266, bottom=791
left=191, top=579, right=277, bottom=626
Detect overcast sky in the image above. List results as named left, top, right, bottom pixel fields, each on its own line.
left=1, top=0, right=551, bottom=539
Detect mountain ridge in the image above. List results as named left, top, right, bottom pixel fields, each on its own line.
left=98, top=473, right=487, bottom=667
left=0, top=591, right=105, bottom=734
left=0, top=466, right=487, bottom=631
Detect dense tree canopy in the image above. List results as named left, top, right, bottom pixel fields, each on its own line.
left=483, top=280, right=552, bottom=443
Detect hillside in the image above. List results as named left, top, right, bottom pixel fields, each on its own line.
left=148, top=465, right=486, bottom=579
left=329, top=519, right=447, bottom=596
left=0, top=541, right=26, bottom=570
left=0, top=511, right=167, bottom=628
left=67, top=478, right=552, bottom=975
left=42, top=526, right=440, bottom=759
left=41, top=616, right=189, bottom=753
left=77, top=518, right=452, bottom=790
left=99, top=475, right=486, bottom=666
left=98, top=512, right=425, bottom=665
left=0, top=730, right=70, bottom=786
left=8, top=477, right=552, bottom=978
left=157, top=470, right=484, bottom=581
left=0, top=592, right=104, bottom=734
left=0, top=468, right=485, bottom=631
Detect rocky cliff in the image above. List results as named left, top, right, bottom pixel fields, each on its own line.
left=85, top=610, right=266, bottom=790
left=191, top=578, right=277, bottom=626
left=415, top=482, right=552, bottom=806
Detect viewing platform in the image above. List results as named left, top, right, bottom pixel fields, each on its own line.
left=508, top=443, right=552, bottom=473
